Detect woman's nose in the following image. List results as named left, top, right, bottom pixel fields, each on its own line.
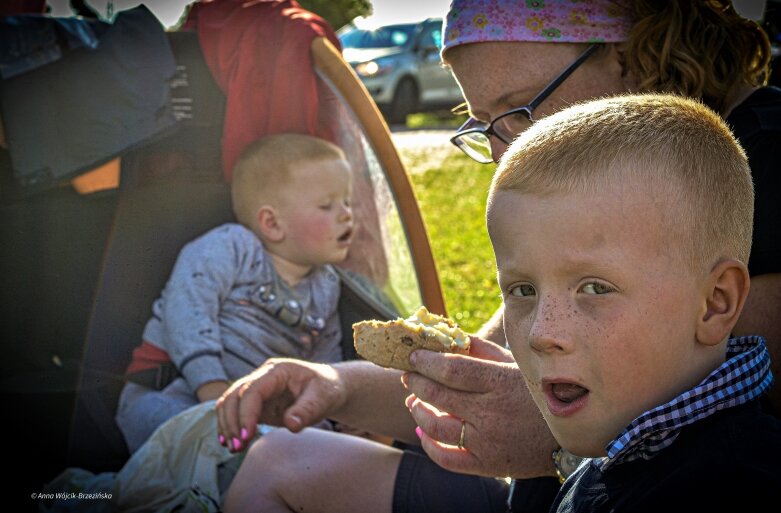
left=490, top=137, right=509, bottom=164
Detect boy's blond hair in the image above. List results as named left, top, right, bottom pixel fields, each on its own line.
left=491, top=94, right=754, bottom=271
left=231, top=133, right=347, bottom=231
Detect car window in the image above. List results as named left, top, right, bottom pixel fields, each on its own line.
left=420, top=24, right=443, bottom=50
left=339, top=24, right=416, bottom=49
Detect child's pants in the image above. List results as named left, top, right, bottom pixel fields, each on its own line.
left=115, top=377, right=198, bottom=453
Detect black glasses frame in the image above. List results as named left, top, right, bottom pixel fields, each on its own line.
left=450, top=44, right=600, bottom=163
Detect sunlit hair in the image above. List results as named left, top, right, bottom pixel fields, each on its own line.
left=625, top=0, right=771, bottom=113
left=491, top=94, right=754, bottom=271
left=231, top=133, right=346, bottom=231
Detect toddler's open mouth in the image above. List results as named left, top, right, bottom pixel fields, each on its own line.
left=338, top=228, right=353, bottom=244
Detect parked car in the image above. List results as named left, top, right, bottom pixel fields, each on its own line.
left=339, top=18, right=464, bottom=124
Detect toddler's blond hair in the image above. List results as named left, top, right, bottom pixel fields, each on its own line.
left=231, top=133, right=346, bottom=231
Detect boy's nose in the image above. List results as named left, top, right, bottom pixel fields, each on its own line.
left=528, top=299, right=573, bottom=355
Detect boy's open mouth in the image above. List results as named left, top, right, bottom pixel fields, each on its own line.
left=543, top=380, right=590, bottom=417
left=551, top=383, right=589, bottom=403
left=338, top=228, right=353, bottom=243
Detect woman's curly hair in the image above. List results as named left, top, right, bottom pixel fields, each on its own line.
left=624, top=0, right=772, bottom=113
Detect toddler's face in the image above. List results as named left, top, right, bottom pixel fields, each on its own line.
left=276, top=158, right=354, bottom=266
left=487, top=181, right=706, bottom=457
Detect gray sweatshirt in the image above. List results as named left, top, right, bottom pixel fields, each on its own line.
left=143, top=223, right=343, bottom=392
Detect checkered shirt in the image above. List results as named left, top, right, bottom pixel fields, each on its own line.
left=596, top=335, right=773, bottom=471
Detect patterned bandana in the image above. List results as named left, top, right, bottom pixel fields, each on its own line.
left=597, top=335, right=773, bottom=471
left=442, top=0, right=633, bottom=54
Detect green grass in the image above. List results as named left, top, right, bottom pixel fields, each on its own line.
left=406, top=111, right=469, bottom=129
left=406, top=152, right=502, bottom=333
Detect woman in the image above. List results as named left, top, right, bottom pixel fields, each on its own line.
left=219, top=2, right=780, bottom=512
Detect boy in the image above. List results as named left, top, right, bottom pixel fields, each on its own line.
left=486, top=94, right=781, bottom=510
left=116, top=133, right=354, bottom=452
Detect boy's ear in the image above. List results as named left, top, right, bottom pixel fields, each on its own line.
left=256, top=206, right=285, bottom=243
left=696, top=259, right=751, bottom=346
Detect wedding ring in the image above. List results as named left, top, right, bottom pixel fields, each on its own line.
left=458, top=420, right=466, bottom=450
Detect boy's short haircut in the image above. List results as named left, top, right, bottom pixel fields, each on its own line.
left=231, top=133, right=346, bottom=229
left=491, top=93, right=754, bottom=271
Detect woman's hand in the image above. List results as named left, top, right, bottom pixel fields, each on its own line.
left=404, top=337, right=559, bottom=479
left=196, top=380, right=230, bottom=402
left=216, top=358, right=346, bottom=452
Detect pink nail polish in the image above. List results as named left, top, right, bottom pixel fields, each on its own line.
left=240, top=427, right=249, bottom=440
left=232, top=437, right=241, bottom=451
left=415, top=426, right=423, bottom=439
left=218, top=434, right=225, bottom=445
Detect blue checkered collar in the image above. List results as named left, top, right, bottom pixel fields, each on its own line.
left=594, top=335, right=773, bottom=472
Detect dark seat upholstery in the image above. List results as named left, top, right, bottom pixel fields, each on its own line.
left=67, top=30, right=230, bottom=471
left=0, top=31, right=229, bottom=487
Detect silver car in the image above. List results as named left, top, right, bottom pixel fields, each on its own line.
left=339, top=18, right=464, bottom=124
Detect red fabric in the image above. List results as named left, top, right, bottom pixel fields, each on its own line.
left=125, top=341, right=172, bottom=374
left=184, top=0, right=341, bottom=180
left=0, top=0, right=45, bottom=15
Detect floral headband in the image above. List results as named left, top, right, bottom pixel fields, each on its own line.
left=442, top=0, right=633, bottom=54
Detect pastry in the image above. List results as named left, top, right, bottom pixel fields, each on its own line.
left=353, top=306, right=470, bottom=371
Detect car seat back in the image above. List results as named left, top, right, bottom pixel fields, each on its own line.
left=67, top=30, right=229, bottom=469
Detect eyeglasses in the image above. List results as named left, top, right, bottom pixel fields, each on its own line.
left=450, top=44, right=599, bottom=164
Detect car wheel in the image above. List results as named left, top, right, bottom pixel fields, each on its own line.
left=387, top=78, right=418, bottom=125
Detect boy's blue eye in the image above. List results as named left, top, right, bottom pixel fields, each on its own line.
left=509, top=284, right=536, bottom=297
left=319, top=203, right=333, bottom=210
left=580, top=282, right=614, bottom=295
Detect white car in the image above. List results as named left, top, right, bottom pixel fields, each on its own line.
left=339, top=18, right=464, bottom=124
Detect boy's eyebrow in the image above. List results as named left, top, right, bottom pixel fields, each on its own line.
left=495, top=267, right=533, bottom=285
left=497, top=255, right=623, bottom=282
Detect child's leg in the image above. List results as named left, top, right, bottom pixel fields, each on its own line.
left=115, top=378, right=198, bottom=452
left=223, top=428, right=402, bottom=513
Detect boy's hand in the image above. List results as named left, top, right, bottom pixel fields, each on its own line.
left=196, top=380, right=230, bottom=402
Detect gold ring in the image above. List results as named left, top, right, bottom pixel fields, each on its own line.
left=458, top=420, right=466, bottom=450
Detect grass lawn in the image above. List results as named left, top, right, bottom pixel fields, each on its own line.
left=404, top=151, right=502, bottom=334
